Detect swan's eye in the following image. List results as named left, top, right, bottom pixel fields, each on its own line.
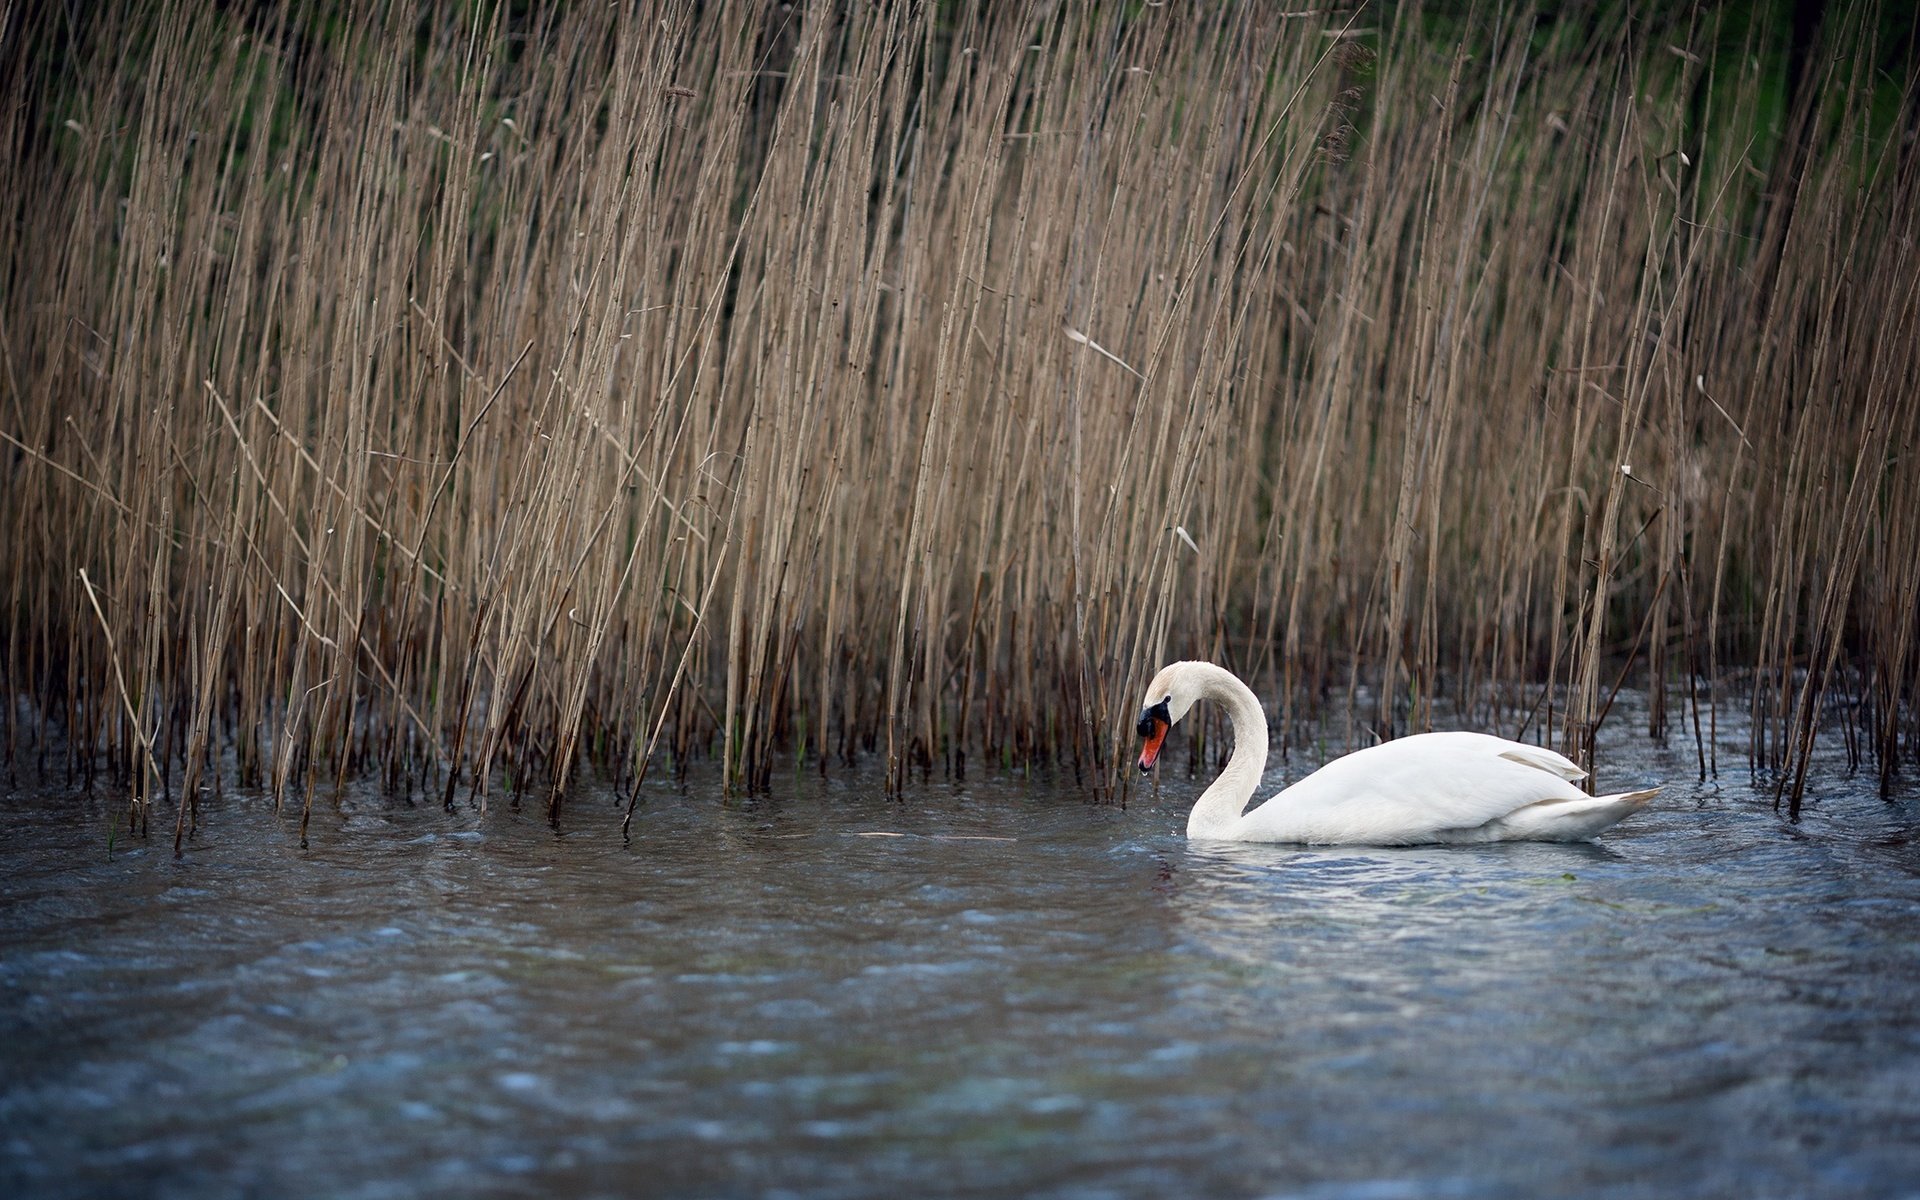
left=1136, top=698, right=1171, bottom=738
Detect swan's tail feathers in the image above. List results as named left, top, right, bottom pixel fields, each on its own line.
left=1498, top=744, right=1588, bottom=782
left=1504, top=787, right=1659, bottom=841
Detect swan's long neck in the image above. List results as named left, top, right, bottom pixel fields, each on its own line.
left=1186, top=666, right=1269, bottom=839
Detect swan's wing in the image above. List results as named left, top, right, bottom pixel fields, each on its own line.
left=1494, top=787, right=1658, bottom=841
left=1496, top=743, right=1586, bottom=782
left=1241, top=732, right=1592, bottom=844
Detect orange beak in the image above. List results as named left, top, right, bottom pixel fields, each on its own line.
left=1136, top=698, right=1172, bottom=772
left=1138, top=718, right=1168, bottom=772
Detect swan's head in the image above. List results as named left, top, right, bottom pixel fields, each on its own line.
left=1135, top=661, right=1201, bottom=772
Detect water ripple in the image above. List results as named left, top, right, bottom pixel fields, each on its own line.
left=3, top=743, right=1918, bottom=1199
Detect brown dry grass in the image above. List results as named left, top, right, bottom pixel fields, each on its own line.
left=1, top=1, right=1915, bottom=843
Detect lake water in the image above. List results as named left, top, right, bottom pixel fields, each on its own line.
left=4, top=718, right=1919, bottom=1199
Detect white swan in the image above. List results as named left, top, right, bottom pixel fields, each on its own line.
left=1136, top=661, right=1657, bottom=844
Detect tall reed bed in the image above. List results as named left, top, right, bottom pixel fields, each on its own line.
left=2, top=1, right=1914, bottom=841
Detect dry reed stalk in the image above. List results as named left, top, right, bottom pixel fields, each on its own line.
left=0, top=1, right=1914, bottom=834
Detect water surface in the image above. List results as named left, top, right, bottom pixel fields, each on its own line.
left=4, top=728, right=1919, bottom=1199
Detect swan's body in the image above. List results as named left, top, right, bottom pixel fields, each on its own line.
left=1136, top=661, right=1656, bottom=845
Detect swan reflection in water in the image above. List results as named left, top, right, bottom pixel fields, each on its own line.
left=1144, top=835, right=1659, bottom=1189
left=1161, top=836, right=1627, bottom=974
